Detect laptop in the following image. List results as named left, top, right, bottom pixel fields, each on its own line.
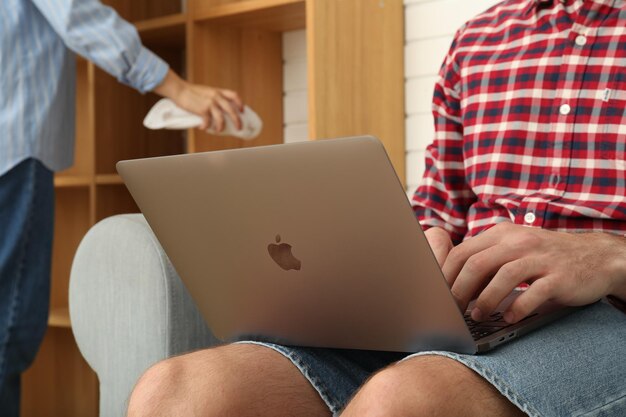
left=117, top=136, right=572, bottom=354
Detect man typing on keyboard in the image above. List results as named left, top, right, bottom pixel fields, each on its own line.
left=127, top=1, right=626, bottom=416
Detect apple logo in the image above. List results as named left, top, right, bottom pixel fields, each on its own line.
left=268, top=234, right=301, bottom=271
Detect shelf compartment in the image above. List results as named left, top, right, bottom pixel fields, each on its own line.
left=191, top=0, right=305, bottom=31
left=189, top=24, right=284, bottom=152
left=136, top=13, right=186, bottom=48
left=51, top=188, right=92, bottom=313
left=102, top=0, right=183, bottom=22
left=94, top=47, right=186, bottom=175
left=54, top=175, right=92, bottom=188
left=95, top=184, right=140, bottom=222
left=95, top=174, right=124, bottom=185
left=22, top=328, right=98, bottom=416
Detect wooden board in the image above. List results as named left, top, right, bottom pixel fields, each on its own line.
left=307, top=0, right=406, bottom=183
left=190, top=23, right=284, bottom=152
left=21, top=329, right=98, bottom=417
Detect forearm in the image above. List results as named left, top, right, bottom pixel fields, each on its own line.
left=152, top=69, right=185, bottom=100
left=32, top=0, right=168, bottom=93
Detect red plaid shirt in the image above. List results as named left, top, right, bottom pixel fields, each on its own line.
left=411, top=0, right=626, bottom=244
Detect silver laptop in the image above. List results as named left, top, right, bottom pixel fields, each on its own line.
left=117, top=136, right=571, bottom=354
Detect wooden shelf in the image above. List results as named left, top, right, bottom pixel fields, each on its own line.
left=30, top=1, right=405, bottom=415
left=104, top=0, right=183, bottom=23
left=136, top=13, right=186, bottom=48
left=191, top=0, right=305, bottom=31
left=49, top=307, right=71, bottom=328
left=95, top=174, right=124, bottom=185
left=54, top=175, right=92, bottom=188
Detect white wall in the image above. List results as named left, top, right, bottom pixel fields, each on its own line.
left=281, top=1, right=498, bottom=190
left=282, top=30, right=309, bottom=143
left=404, top=0, right=497, bottom=195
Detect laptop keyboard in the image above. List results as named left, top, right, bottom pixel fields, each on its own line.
left=464, top=311, right=511, bottom=340
left=464, top=311, right=538, bottom=340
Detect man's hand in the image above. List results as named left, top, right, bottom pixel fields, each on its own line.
left=439, top=222, right=626, bottom=324
left=153, top=69, right=244, bottom=132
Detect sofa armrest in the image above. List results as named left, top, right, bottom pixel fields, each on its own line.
left=69, top=214, right=218, bottom=417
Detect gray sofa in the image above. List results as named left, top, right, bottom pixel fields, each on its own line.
left=69, top=214, right=219, bottom=417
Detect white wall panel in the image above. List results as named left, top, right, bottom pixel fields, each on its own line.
left=283, top=59, right=307, bottom=93
left=283, top=30, right=307, bottom=60
left=284, top=123, right=309, bottom=144
left=405, top=36, right=453, bottom=78
left=405, top=76, right=439, bottom=115
left=404, top=0, right=498, bottom=191
left=406, top=113, right=434, bottom=151
left=406, top=150, right=426, bottom=193
left=405, top=0, right=497, bottom=41
left=282, top=30, right=308, bottom=142
left=283, top=90, right=308, bottom=125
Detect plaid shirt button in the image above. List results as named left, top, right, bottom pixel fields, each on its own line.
left=575, top=35, right=587, bottom=46
left=524, top=212, right=537, bottom=225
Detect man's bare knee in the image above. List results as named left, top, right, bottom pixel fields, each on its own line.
left=341, top=355, right=525, bottom=417
left=127, top=347, right=230, bottom=417
left=127, top=343, right=330, bottom=417
left=127, top=355, right=185, bottom=417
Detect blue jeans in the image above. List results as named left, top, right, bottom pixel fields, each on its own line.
left=243, top=300, right=626, bottom=416
left=0, top=159, right=54, bottom=416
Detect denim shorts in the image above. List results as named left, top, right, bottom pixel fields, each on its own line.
left=241, top=300, right=626, bottom=416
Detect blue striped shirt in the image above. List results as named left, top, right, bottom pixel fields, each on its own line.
left=0, top=0, right=169, bottom=176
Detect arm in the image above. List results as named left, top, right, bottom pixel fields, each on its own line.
left=31, top=0, right=242, bottom=130
left=411, top=27, right=476, bottom=245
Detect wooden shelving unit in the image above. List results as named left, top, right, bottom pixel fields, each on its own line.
left=20, top=1, right=404, bottom=415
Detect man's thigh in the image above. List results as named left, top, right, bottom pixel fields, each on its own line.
left=341, top=355, right=525, bottom=417
left=241, top=302, right=625, bottom=417
left=364, top=301, right=625, bottom=417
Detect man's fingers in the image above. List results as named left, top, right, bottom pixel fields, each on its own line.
left=424, top=227, right=453, bottom=269
left=432, top=246, right=449, bottom=269
left=503, top=277, right=556, bottom=323
left=210, top=107, right=224, bottom=132
left=442, top=222, right=512, bottom=286
left=472, top=257, right=543, bottom=320
left=220, top=89, right=244, bottom=111
left=200, top=113, right=211, bottom=130
left=450, top=241, right=519, bottom=311
left=216, top=96, right=242, bottom=130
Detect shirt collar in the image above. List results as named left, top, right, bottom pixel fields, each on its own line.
left=525, top=0, right=554, bottom=15
left=534, top=0, right=622, bottom=7
left=536, top=0, right=559, bottom=9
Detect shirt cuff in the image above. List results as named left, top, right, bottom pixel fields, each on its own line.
left=124, top=47, right=169, bottom=94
